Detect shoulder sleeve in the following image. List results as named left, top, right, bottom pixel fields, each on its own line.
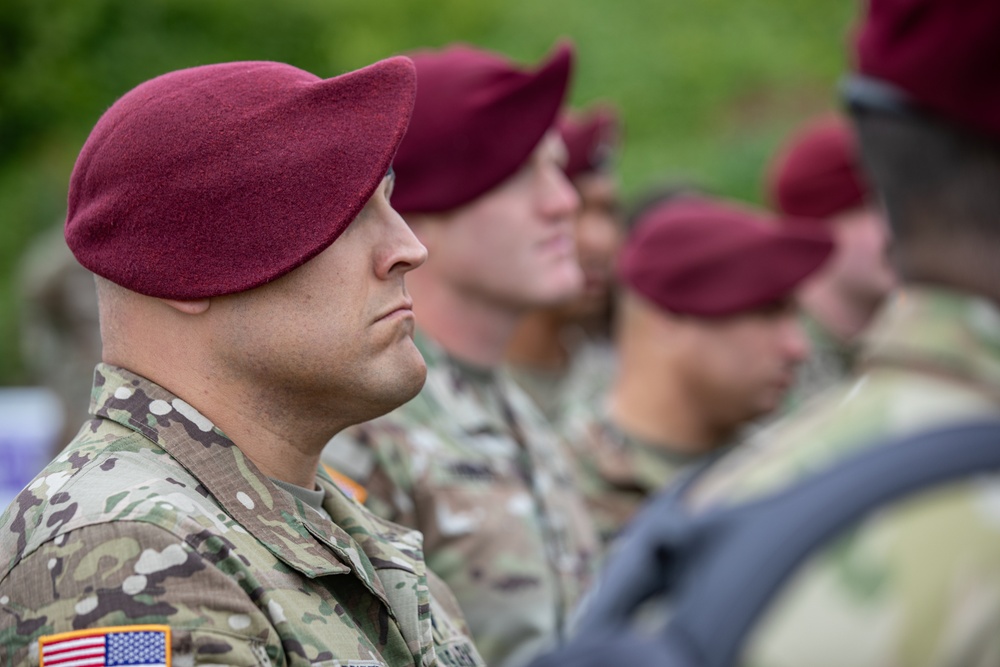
left=744, top=481, right=1000, bottom=667
left=323, top=420, right=423, bottom=527
left=0, top=521, right=281, bottom=667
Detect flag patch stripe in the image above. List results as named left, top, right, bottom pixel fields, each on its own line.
left=44, top=647, right=105, bottom=661
left=44, top=656, right=106, bottom=667
left=44, top=637, right=106, bottom=654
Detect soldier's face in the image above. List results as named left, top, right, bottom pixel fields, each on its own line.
left=681, top=301, right=809, bottom=429
left=558, top=172, right=623, bottom=321
left=415, top=132, right=584, bottom=311
left=211, top=174, right=429, bottom=426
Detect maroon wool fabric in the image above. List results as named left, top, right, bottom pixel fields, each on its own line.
left=855, top=0, right=1000, bottom=140
left=66, top=58, right=416, bottom=299
left=767, top=115, right=868, bottom=221
left=390, top=43, right=573, bottom=215
left=618, top=197, right=834, bottom=318
left=558, top=105, right=620, bottom=180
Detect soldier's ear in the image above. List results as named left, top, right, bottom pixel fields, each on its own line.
left=160, top=298, right=211, bottom=315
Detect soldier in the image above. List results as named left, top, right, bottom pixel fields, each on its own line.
left=575, top=196, right=832, bottom=544
left=679, top=0, right=1000, bottom=664
left=765, top=114, right=896, bottom=409
left=17, top=224, right=101, bottom=451
left=0, top=59, right=484, bottom=667
left=507, top=106, right=622, bottom=430
left=322, top=44, right=601, bottom=667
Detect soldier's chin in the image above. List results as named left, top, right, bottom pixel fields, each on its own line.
left=368, top=348, right=427, bottom=419
left=393, top=356, right=428, bottom=406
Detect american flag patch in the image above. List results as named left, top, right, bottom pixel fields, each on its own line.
left=39, top=626, right=170, bottom=667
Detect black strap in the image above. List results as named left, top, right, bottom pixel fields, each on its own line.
left=563, top=418, right=1000, bottom=667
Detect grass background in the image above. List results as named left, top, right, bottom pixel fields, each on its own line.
left=0, top=0, right=857, bottom=384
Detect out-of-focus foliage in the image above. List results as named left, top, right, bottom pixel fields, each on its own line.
left=0, top=0, right=855, bottom=383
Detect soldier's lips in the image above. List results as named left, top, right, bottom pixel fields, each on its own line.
left=374, top=300, right=414, bottom=324
left=537, top=232, right=575, bottom=258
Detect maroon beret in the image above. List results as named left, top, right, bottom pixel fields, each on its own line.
left=66, top=58, right=416, bottom=299
left=390, top=42, right=573, bottom=214
left=558, top=105, right=620, bottom=180
left=618, top=197, right=834, bottom=317
left=854, top=0, right=1000, bottom=140
left=767, top=115, right=868, bottom=220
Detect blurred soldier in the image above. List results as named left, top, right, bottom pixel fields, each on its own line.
left=0, top=59, right=484, bottom=667
left=507, top=106, right=623, bottom=429
left=323, top=44, right=600, bottom=667
left=680, top=1, right=1000, bottom=664
left=576, top=196, right=832, bottom=543
left=766, top=114, right=896, bottom=409
left=17, top=224, right=101, bottom=450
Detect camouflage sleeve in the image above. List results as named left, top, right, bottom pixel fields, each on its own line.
left=1, top=521, right=281, bottom=667
left=340, top=422, right=423, bottom=529
left=742, top=482, right=1000, bottom=667
left=425, top=570, right=473, bottom=642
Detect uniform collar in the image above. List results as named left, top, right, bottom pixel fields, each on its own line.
left=88, top=365, right=410, bottom=605
left=861, top=286, right=1000, bottom=397
left=800, top=311, right=856, bottom=365
left=412, top=330, right=511, bottom=436
left=598, top=411, right=703, bottom=494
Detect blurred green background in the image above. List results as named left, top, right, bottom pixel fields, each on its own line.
left=0, top=0, right=856, bottom=385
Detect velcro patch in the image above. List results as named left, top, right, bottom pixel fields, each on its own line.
left=436, top=640, right=482, bottom=667
left=39, top=626, right=171, bottom=667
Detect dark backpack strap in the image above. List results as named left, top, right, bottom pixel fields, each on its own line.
left=570, top=452, right=721, bottom=638
left=550, top=418, right=1000, bottom=667
left=665, top=418, right=1000, bottom=667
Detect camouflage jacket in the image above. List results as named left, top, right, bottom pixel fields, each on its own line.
left=570, top=408, right=701, bottom=546
left=507, top=339, right=616, bottom=434
left=780, top=312, right=856, bottom=415
left=323, top=333, right=600, bottom=667
left=685, top=287, right=1000, bottom=667
left=0, top=365, right=483, bottom=667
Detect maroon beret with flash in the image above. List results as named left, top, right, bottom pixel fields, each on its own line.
left=618, top=197, right=834, bottom=317
left=66, top=58, right=416, bottom=299
left=855, top=0, right=1000, bottom=140
left=767, top=115, right=868, bottom=220
left=558, top=105, right=620, bottom=180
left=390, top=43, right=573, bottom=214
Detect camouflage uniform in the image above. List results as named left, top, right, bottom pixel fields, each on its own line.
left=508, top=339, right=616, bottom=433
left=780, top=312, right=855, bottom=414
left=17, top=225, right=102, bottom=450
left=568, top=407, right=701, bottom=546
left=0, top=364, right=483, bottom=667
left=685, top=286, right=1000, bottom=667
left=323, top=333, right=600, bottom=667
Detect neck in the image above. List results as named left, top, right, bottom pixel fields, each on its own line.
left=799, top=278, right=880, bottom=343
left=408, top=273, right=521, bottom=367
left=203, top=384, right=332, bottom=489
left=117, top=351, right=332, bottom=489
left=608, top=363, right=725, bottom=456
left=900, top=241, right=1000, bottom=304
left=506, top=310, right=571, bottom=371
